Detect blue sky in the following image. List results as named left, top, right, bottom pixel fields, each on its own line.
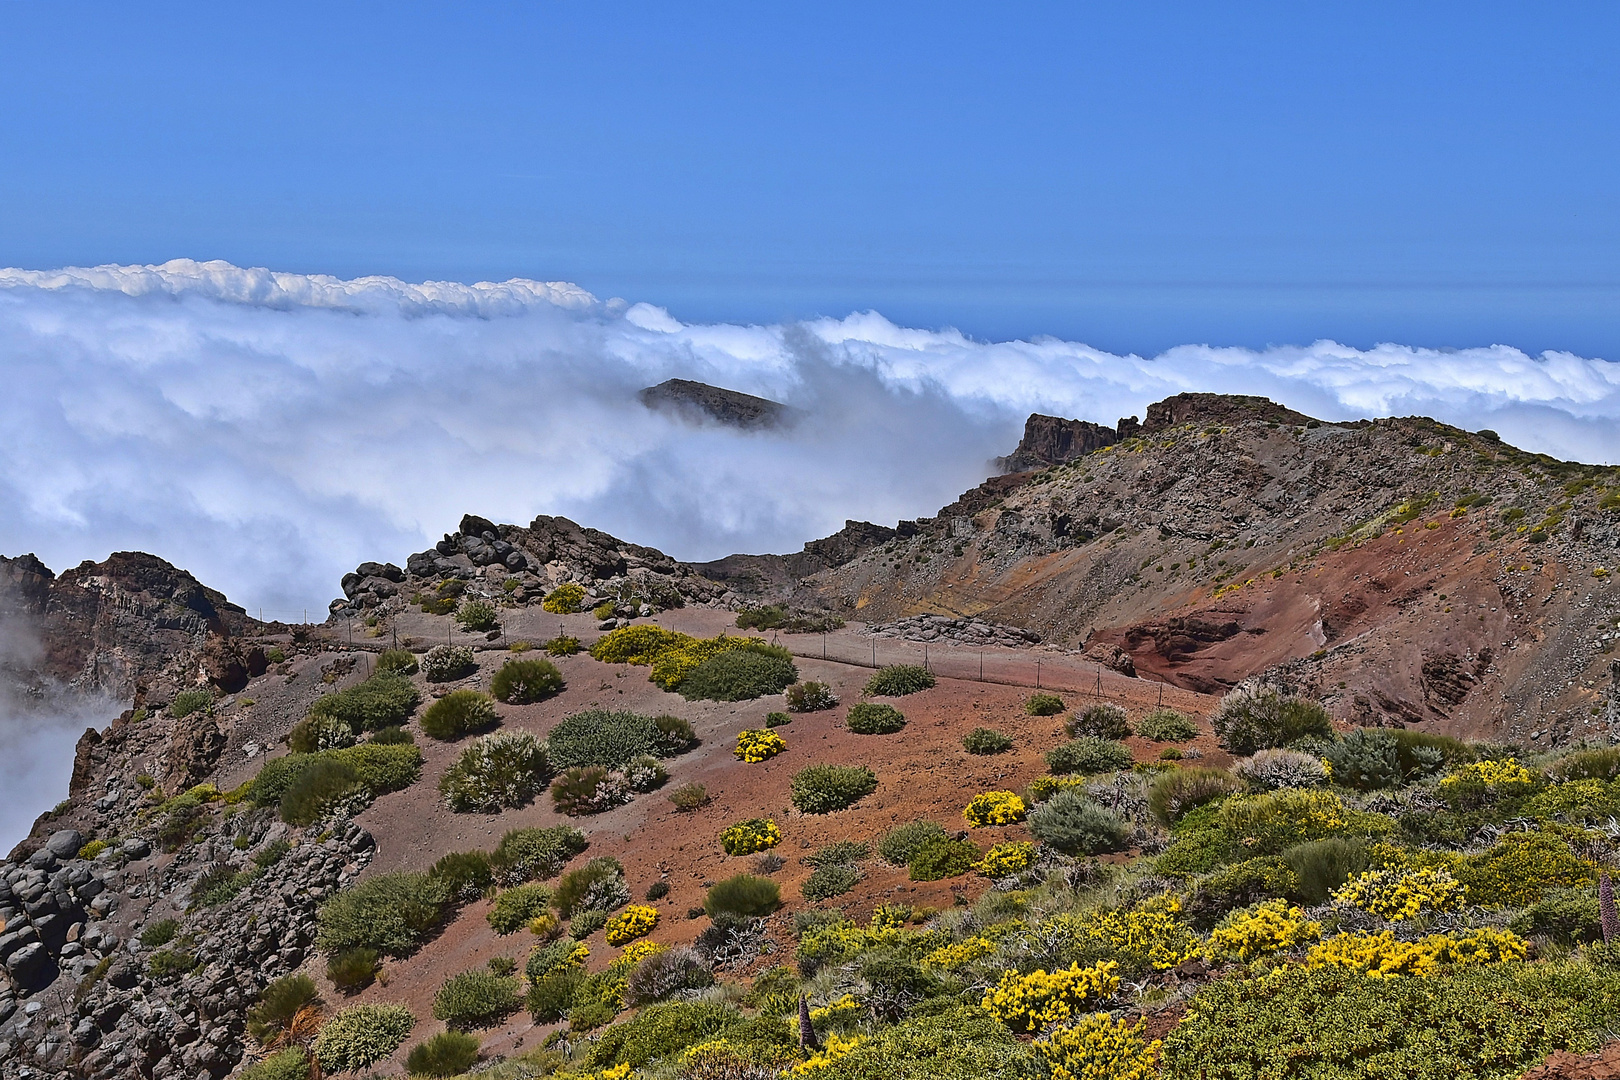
left=2, top=3, right=1619, bottom=355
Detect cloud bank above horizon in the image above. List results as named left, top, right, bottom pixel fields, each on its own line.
left=4, top=258, right=1620, bottom=619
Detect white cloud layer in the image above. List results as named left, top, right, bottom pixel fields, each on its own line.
left=2, top=258, right=1619, bottom=623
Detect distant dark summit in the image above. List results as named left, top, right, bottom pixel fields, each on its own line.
left=639, top=378, right=790, bottom=430
left=997, top=415, right=1119, bottom=472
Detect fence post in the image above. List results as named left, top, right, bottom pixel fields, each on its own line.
left=1157, top=681, right=1164, bottom=707
left=822, top=633, right=827, bottom=660
left=871, top=640, right=875, bottom=667
left=979, top=651, right=983, bottom=681
left=1036, top=659, right=1040, bottom=689
left=923, top=644, right=928, bottom=672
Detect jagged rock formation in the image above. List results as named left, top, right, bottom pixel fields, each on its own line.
left=692, top=520, right=897, bottom=595
left=997, top=413, right=1118, bottom=473
left=638, top=378, right=790, bottom=430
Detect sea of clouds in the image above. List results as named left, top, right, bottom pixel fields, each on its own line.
left=2, top=258, right=1620, bottom=845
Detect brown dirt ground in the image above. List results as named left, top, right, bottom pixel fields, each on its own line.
left=1522, top=1043, right=1620, bottom=1080
left=243, top=609, right=1221, bottom=1073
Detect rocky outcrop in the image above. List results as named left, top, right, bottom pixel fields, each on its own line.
left=861, top=613, right=1041, bottom=649
left=638, top=378, right=790, bottom=430
left=1138, top=392, right=1312, bottom=435
left=997, top=414, right=1118, bottom=473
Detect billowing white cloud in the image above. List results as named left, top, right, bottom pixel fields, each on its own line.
left=2, top=258, right=1618, bottom=626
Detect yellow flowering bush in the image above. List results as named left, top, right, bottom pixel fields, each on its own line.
left=720, top=818, right=782, bottom=856
left=922, top=936, right=997, bottom=969
left=981, top=960, right=1121, bottom=1032
left=1207, top=900, right=1322, bottom=961
left=1455, top=831, right=1596, bottom=907
left=869, top=904, right=914, bottom=929
left=607, top=940, right=666, bottom=973
left=973, top=842, right=1037, bottom=877
left=679, top=1040, right=795, bottom=1079
left=808, top=994, right=864, bottom=1024
left=604, top=904, right=659, bottom=946
left=1439, top=758, right=1536, bottom=808
left=965, top=790, right=1028, bottom=827
left=1035, top=1013, right=1161, bottom=1080
left=734, top=728, right=786, bottom=763
left=1215, top=789, right=1349, bottom=853
left=1331, top=866, right=1467, bottom=920
left=792, top=1033, right=866, bottom=1075
left=796, top=918, right=947, bottom=969
left=1026, top=774, right=1089, bottom=803
left=1053, top=895, right=1203, bottom=972
left=556, top=1065, right=632, bottom=1080
left=541, top=583, right=587, bottom=614
left=1305, top=927, right=1528, bottom=977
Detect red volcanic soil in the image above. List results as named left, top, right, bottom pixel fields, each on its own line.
left=1523, top=1044, right=1620, bottom=1080
left=247, top=612, right=1220, bottom=1073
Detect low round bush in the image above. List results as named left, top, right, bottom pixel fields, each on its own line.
left=455, top=599, right=499, bottom=632
left=543, top=583, right=587, bottom=614
left=433, top=969, right=522, bottom=1030
left=170, top=688, right=215, bottom=719
left=721, top=818, right=782, bottom=856
left=909, top=839, right=980, bottom=881
left=372, top=725, right=415, bottom=745
left=428, top=850, right=493, bottom=902
left=289, top=713, right=356, bottom=754
left=241, top=1048, right=308, bottom=1080
left=786, top=681, right=838, bottom=712
left=547, top=710, right=666, bottom=770
left=422, top=644, right=478, bottom=682
left=605, top=904, right=659, bottom=945
left=1148, top=767, right=1244, bottom=826
left=1210, top=684, right=1332, bottom=755
left=1046, top=736, right=1134, bottom=775
left=310, top=673, right=421, bottom=732
left=964, top=790, right=1027, bottom=827
left=846, top=703, right=906, bottom=734
left=279, top=757, right=363, bottom=825
left=624, top=947, right=714, bottom=1006
left=490, top=658, right=565, bottom=704
left=803, top=864, right=861, bottom=901
left=1028, top=789, right=1130, bottom=855
left=790, top=764, right=878, bottom=814
left=441, top=731, right=550, bottom=813
left=879, top=821, right=949, bottom=866
left=1282, top=838, right=1371, bottom=905
left=667, top=782, right=709, bottom=811
left=864, top=664, right=935, bottom=697
left=1067, top=703, right=1131, bottom=739
left=734, top=728, right=787, bottom=762
left=420, top=690, right=499, bottom=740
left=313, top=1003, right=416, bottom=1072
left=550, top=766, right=629, bottom=816
left=1235, top=748, right=1329, bottom=791
left=623, top=755, right=668, bottom=791
left=489, top=826, right=589, bottom=885
left=376, top=648, right=419, bottom=676
left=327, top=947, right=381, bottom=992
left=246, top=973, right=320, bottom=1045
left=545, top=635, right=583, bottom=656
left=679, top=649, right=799, bottom=702
left=405, top=1030, right=480, bottom=1078
left=526, top=969, right=586, bottom=1022
left=1136, top=708, right=1198, bottom=742
left=553, top=857, right=631, bottom=918
left=963, top=727, right=1014, bottom=754
left=1025, top=691, right=1066, bottom=716
left=488, top=883, right=553, bottom=935
left=704, top=874, right=781, bottom=919
left=317, top=872, right=451, bottom=957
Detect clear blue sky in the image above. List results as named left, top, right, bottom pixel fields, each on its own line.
left=2, top=2, right=1618, bottom=356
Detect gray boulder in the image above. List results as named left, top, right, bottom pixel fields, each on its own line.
left=45, top=829, right=83, bottom=859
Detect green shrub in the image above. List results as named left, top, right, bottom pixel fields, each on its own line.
left=310, top=673, right=420, bottom=732
left=1025, top=692, right=1065, bottom=716
left=667, top=782, right=709, bottom=811
left=428, top=850, right=494, bottom=902
left=1323, top=728, right=1403, bottom=790
left=420, top=690, right=499, bottom=740
left=1027, top=789, right=1130, bottom=854
left=1067, top=702, right=1130, bottom=739
left=1046, top=736, right=1133, bottom=775
left=962, top=727, right=1013, bottom=754
left=376, top=648, right=419, bottom=676
left=422, top=644, right=477, bottom=682
left=864, top=664, right=935, bottom=697
left=1136, top=708, right=1198, bottom=742
left=704, top=874, right=781, bottom=920
left=570, top=909, right=610, bottom=939
left=879, top=821, right=949, bottom=866
left=433, top=969, right=522, bottom=1030
left=148, top=946, right=197, bottom=981
left=653, top=714, right=698, bottom=754
left=1282, top=838, right=1371, bottom=904
left=405, top=1030, right=480, bottom=1077
left=846, top=702, right=906, bottom=734
left=327, top=947, right=380, bottom=992
left=170, top=688, right=214, bottom=719
left=803, top=864, right=862, bottom=901
left=334, top=742, right=425, bottom=793
left=806, top=839, right=870, bottom=868
left=766, top=711, right=792, bottom=727
left=1214, top=789, right=1357, bottom=856
left=527, top=939, right=586, bottom=982
left=545, top=634, right=583, bottom=656
left=789, top=1004, right=1027, bottom=1080
left=527, top=968, right=586, bottom=1022
left=489, top=826, right=588, bottom=885
left=240, top=1047, right=308, bottom=1080
left=1159, top=964, right=1620, bottom=1080
left=679, top=649, right=798, bottom=702
left=371, top=725, right=414, bottom=745
left=645, top=880, right=669, bottom=901
left=1187, top=857, right=1301, bottom=925
left=313, top=1003, right=416, bottom=1072
left=246, top=973, right=319, bottom=1044
left=490, top=658, right=565, bottom=704
left=550, top=765, right=628, bottom=815
left=1548, top=746, right=1620, bottom=783
left=488, top=883, right=553, bottom=935
left=1390, top=728, right=1473, bottom=775
left=278, top=757, right=362, bottom=826
left=317, top=872, right=450, bottom=957
left=1511, top=888, right=1602, bottom=945
left=587, top=1001, right=742, bottom=1069
left=455, top=598, right=499, bottom=632
left=1148, top=767, right=1243, bottom=826
left=546, top=709, right=666, bottom=769
left=440, top=731, right=550, bottom=813
left=1210, top=684, right=1332, bottom=755
left=543, top=583, right=587, bottom=614
left=553, top=857, right=630, bottom=918
left=288, top=713, right=356, bottom=754
left=253, top=839, right=293, bottom=869
left=908, top=839, right=980, bottom=881
left=785, top=681, right=838, bottom=712
left=139, top=919, right=180, bottom=948
left=790, top=764, right=878, bottom=814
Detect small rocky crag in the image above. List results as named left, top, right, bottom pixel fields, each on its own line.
left=637, top=378, right=791, bottom=430
left=860, top=613, right=1042, bottom=649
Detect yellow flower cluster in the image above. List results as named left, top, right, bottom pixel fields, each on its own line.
left=734, top=728, right=787, bottom=763
left=964, top=790, right=1028, bottom=828
left=720, top=818, right=782, bottom=856
left=1440, top=758, right=1534, bottom=794
left=981, top=960, right=1121, bottom=1033
left=557, top=1064, right=632, bottom=1080
left=607, top=940, right=666, bottom=973
left=541, top=582, right=586, bottom=614
left=922, top=936, right=997, bottom=969
left=1035, top=1013, right=1162, bottom=1080
left=1457, top=832, right=1596, bottom=907
left=1207, top=900, right=1322, bottom=961
left=1045, top=896, right=1202, bottom=972
left=792, top=1033, right=866, bottom=1075
left=680, top=1041, right=793, bottom=1077
left=808, top=994, right=863, bottom=1023
left=527, top=912, right=560, bottom=939
left=1331, top=867, right=1468, bottom=920
left=869, top=904, right=914, bottom=929
left=1217, top=789, right=1348, bottom=851
left=1304, top=927, right=1528, bottom=978
left=604, top=904, right=659, bottom=946
left=973, top=842, right=1037, bottom=877
left=1026, top=775, right=1089, bottom=803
